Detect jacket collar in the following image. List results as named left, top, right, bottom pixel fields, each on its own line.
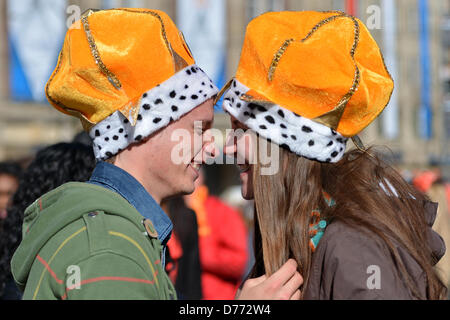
left=89, top=161, right=173, bottom=246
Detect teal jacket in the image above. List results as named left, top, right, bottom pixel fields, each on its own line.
left=11, top=182, right=177, bottom=300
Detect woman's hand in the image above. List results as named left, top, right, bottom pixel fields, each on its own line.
left=236, top=259, right=303, bottom=300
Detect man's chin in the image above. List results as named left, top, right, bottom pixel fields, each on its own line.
left=177, top=182, right=196, bottom=196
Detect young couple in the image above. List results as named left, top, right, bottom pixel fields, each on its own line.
left=11, top=9, right=446, bottom=300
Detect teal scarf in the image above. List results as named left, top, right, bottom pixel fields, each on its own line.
left=309, top=192, right=335, bottom=252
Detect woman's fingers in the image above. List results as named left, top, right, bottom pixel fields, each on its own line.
left=245, top=274, right=267, bottom=288
left=280, top=271, right=303, bottom=300
left=290, top=289, right=301, bottom=300
left=266, top=259, right=298, bottom=288
left=237, top=260, right=303, bottom=300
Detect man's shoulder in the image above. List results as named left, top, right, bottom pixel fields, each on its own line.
left=39, top=210, right=163, bottom=277
left=23, top=211, right=169, bottom=300
left=27, top=180, right=164, bottom=274
left=25, top=182, right=124, bottom=216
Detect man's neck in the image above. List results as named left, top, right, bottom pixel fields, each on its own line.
left=112, top=161, right=164, bottom=205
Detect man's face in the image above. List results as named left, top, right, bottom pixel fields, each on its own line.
left=128, top=99, right=215, bottom=201
left=0, top=174, right=19, bottom=219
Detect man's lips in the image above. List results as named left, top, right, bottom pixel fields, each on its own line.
left=189, top=161, right=201, bottom=178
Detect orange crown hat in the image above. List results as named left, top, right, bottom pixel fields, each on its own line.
left=220, top=11, right=394, bottom=163
left=46, top=8, right=218, bottom=160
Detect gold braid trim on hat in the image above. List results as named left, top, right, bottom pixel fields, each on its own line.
left=268, top=38, right=295, bottom=82
left=267, top=12, right=362, bottom=131
left=213, top=78, right=233, bottom=106
left=267, top=11, right=347, bottom=82
left=81, top=8, right=188, bottom=90
left=115, top=9, right=189, bottom=125
left=116, top=8, right=189, bottom=72
left=81, top=9, right=122, bottom=90
left=81, top=9, right=189, bottom=126
left=313, top=14, right=361, bottom=130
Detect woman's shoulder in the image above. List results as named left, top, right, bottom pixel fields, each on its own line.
left=316, top=219, right=393, bottom=267
left=320, top=219, right=375, bottom=242
left=306, top=219, right=427, bottom=299
left=319, top=219, right=424, bottom=276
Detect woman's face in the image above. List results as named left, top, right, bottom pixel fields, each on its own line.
left=223, top=116, right=256, bottom=200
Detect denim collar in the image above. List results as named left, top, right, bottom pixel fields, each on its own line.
left=88, top=161, right=173, bottom=247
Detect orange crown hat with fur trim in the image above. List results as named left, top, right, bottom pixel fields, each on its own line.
left=46, top=8, right=219, bottom=161
left=238, top=10, right=393, bottom=137
left=220, top=11, right=394, bottom=163
left=46, top=8, right=195, bottom=131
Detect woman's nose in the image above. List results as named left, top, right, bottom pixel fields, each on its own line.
left=223, top=133, right=237, bottom=156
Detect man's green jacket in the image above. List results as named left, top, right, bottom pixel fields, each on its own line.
left=11, top=182, right=177, bottom=300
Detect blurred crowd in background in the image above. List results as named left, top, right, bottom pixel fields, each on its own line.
left=0, top=0, right=449, bottom=299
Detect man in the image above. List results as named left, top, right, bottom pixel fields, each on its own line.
left=12, top=8, right=301, bottom=300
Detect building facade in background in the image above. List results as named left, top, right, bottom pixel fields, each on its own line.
left=0, top=0, right=448, bottom=177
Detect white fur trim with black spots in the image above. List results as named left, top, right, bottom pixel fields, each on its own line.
left=222, top=79, right=348, bottom=163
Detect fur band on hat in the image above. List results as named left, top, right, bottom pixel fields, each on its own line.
left=222, top=79, right=348, bottom=163
left=90, top=65, right=218, bottom=160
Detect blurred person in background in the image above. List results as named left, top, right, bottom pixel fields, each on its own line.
left=72, top=131, right=94, bottom=147
left=0, top=142, right=95, bottom=300
left=221, top=11, right=447, bottom=299
left=184, top=169, right=248, bottom=300
left=162, top=197, right=202, bottom=300
left=0, top=162, right=22, bottom=224
left=221, top=185, right=255, bottom=279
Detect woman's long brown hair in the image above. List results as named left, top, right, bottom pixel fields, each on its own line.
left=250, top=143, right=447, bottom=300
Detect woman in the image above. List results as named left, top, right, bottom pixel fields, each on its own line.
left=220, top=11, right=447, bottom=299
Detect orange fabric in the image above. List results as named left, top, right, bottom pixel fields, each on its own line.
left=186, top=187, right=248, bottom=299
left=413, top=171, right=439, bottom=193
left=186, top=185, right=211, bottom=237
left=166, top=231, right=183, bottom=284
left=46, top=8, right=195, bottom=129
left=199, top=196, right=248, bottom=300
left=235, top=11, right=394, bottom=137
